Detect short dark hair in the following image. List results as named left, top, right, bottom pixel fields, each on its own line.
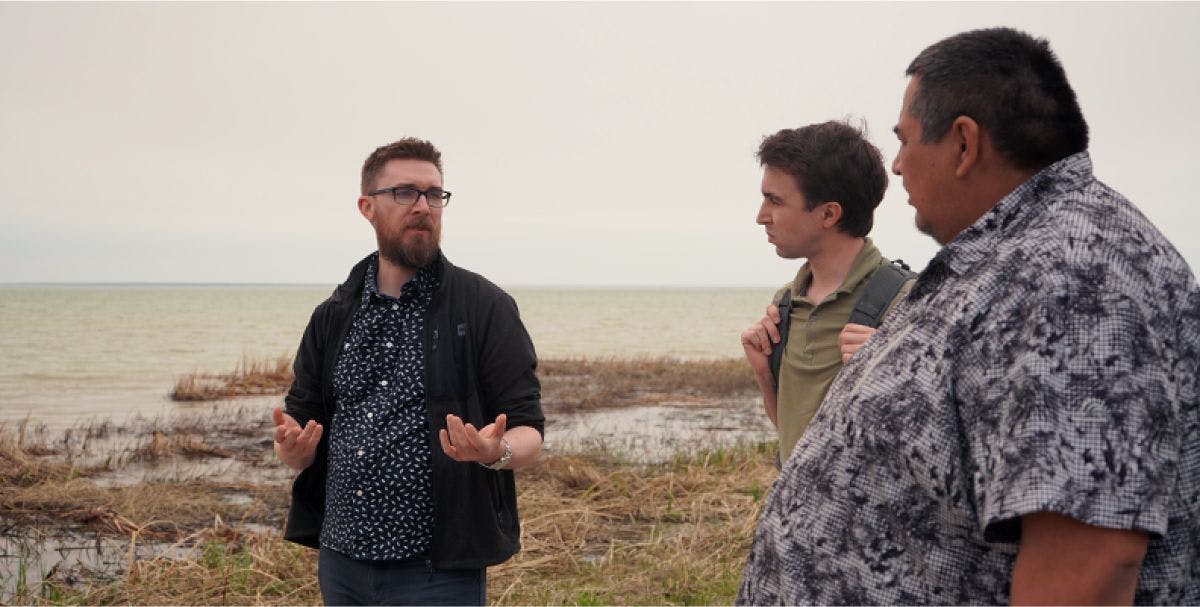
left=906, top=27, right=1089, bottom=171
left=360, top=137, right=443, bottom=194
left=757, top=121, right=888, bottom=238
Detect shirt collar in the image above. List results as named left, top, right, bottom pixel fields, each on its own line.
left=361, top=252, right=441, bottom=305
left=792, top=237, right=884, bottom=300
left=923, top=151, right=1094, bottom=281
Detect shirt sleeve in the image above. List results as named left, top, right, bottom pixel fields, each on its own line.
left=969, top=271, right=1181, bottom=542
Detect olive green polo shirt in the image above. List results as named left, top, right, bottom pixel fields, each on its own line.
left=773, top=239, right=912, bottom=461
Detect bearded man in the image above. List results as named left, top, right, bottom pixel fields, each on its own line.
left=271, top=137, right=544, bottom=606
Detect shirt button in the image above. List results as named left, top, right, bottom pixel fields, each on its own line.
left=380, top=380, right=388, bottom=386
left=367, top=412, right=373, bottom=419
left=357, top=449, right=364, bottom=456
left=356, top=490, right=363, bottom=497
left=392, top=304, right=399, bottom=311
left=385, top=342, right=394, bottom=348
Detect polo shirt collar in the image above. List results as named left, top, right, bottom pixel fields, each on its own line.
left=792, top=237, right=884, bottom=300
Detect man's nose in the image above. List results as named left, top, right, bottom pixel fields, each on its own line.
left=891, top=154, right=902, bottom=176
left=410, top=193, right=433, bottom=213
left=756, top=201, right=770, bottom=224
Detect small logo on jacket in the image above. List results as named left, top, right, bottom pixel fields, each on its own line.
left=457, top=322, right=468, bottom=337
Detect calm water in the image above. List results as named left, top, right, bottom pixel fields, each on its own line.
left=0, top=285, right=773, bottom=429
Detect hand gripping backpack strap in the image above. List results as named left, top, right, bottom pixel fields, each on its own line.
left=846, top=259, right=916, bottom=328
left=767, top=288, right=793, bottom=391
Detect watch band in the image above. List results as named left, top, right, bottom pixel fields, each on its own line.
left=482, top=438, right=512, bottom=470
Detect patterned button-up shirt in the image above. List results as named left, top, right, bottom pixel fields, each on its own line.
left=737, top=152, right=1200, bottom=604
left=322, top=254, right=440, bottom=561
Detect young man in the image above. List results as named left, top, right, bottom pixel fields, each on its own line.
left=739, top=28, right=1200, bottom=605
left=272, top=138, right=544, bottom=606
left=741, top=121, right=912, bottom=462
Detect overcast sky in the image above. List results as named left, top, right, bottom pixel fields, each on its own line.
left=2, top=2, right=1197, bottom=287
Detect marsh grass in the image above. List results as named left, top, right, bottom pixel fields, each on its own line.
left=538, top=357, right=756, bottom=412
left=171, top=356, right=294, bottom=401
left=489, top=442, right=775, bottom=605
left=3, top=418, right=775, bottom=606
left=7, top=356, right=768, bottom=605
left=171, top=355, right=758, bottom=412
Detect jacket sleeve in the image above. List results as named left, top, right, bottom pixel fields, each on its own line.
left=284, top=303, right=331, bottom=427
left=476, top=292, right=545, bottom=437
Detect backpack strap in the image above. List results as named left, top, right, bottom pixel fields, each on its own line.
left=767, top=288, right=793, bottom=391
left=767, top=260, right=914, bottom=394
left=847, top=260, right=916, bottom=328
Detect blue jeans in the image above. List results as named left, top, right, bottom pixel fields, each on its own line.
left=317, top=547, right=486, bottom=606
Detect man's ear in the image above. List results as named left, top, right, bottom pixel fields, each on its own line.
left=821, top=201, right=843, bottom=229
left=951, top=115, right=981, bottom=178
left=357, top=196, right=375, bottom=224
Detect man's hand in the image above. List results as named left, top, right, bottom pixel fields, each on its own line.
left=838, top=323, right=877, bottom=363
left=440, top=413, right=507, bottom=465
left=741, top=304, right=783, bottom=376
left=272, top=405, right=322, bottom=472
left=742, top=304, right=783, bottom=427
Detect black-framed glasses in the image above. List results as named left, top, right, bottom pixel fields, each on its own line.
left=367, top=184, right=452, bottom=208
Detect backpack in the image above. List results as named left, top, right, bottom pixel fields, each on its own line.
left=767, top=259, right=915, bottom=391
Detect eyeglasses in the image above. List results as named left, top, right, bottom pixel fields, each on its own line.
left=367, top=185, right=452, bottom=208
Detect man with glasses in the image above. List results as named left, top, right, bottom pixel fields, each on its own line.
left=271, top=137, right=544, bottom=605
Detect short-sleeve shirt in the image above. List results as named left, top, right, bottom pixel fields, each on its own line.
left=774, top=238, right=912, bottom=461
left=737, top=152, right=1200, bottom=605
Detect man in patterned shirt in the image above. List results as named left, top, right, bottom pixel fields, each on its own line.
left=738, top=27, right=1200, bottom=604
left=270, top=138, right=545, bottom=605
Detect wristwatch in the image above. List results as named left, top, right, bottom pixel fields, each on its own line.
left=482, top=438, right=512, bottom=470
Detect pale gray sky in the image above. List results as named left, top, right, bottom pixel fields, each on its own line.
left=2, top=2, right=1197, bottom=287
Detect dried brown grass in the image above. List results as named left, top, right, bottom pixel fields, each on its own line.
left=170, top=355, right=757, bottom=411
left=0, top=426, right=286, bottom=541
left=489, top=443, right=775, bottom=604
left=171, top=356, right=294, bottom=401
left=536, top=357, right=756, bottom=412
left=24, top=525, right=321, bottom=606
left=6, top=429, right=776, bottom=605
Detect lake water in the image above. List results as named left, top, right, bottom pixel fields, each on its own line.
left=0, top=285, right=774, bottom=429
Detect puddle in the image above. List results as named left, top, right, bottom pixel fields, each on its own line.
left=544, top=398, right=774, bottom=462
left=0, top=526, right=187, bottom=602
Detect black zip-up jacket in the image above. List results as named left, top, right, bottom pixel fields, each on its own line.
left=282, top=252, right=544, bottom=569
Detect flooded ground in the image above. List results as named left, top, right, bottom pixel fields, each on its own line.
left=546, top=399, right=773, bottom=462
left=0, top=390, right=773, bottom=602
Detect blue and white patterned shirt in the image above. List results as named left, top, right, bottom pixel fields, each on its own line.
left=737, top=152, right=1200, bottom=604
left=322, top=254, right=440, bottom=561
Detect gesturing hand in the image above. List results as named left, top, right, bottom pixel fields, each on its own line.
left=272, top=405, right=322, bottom=472
left=439, top=413, right=507, bottom=465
